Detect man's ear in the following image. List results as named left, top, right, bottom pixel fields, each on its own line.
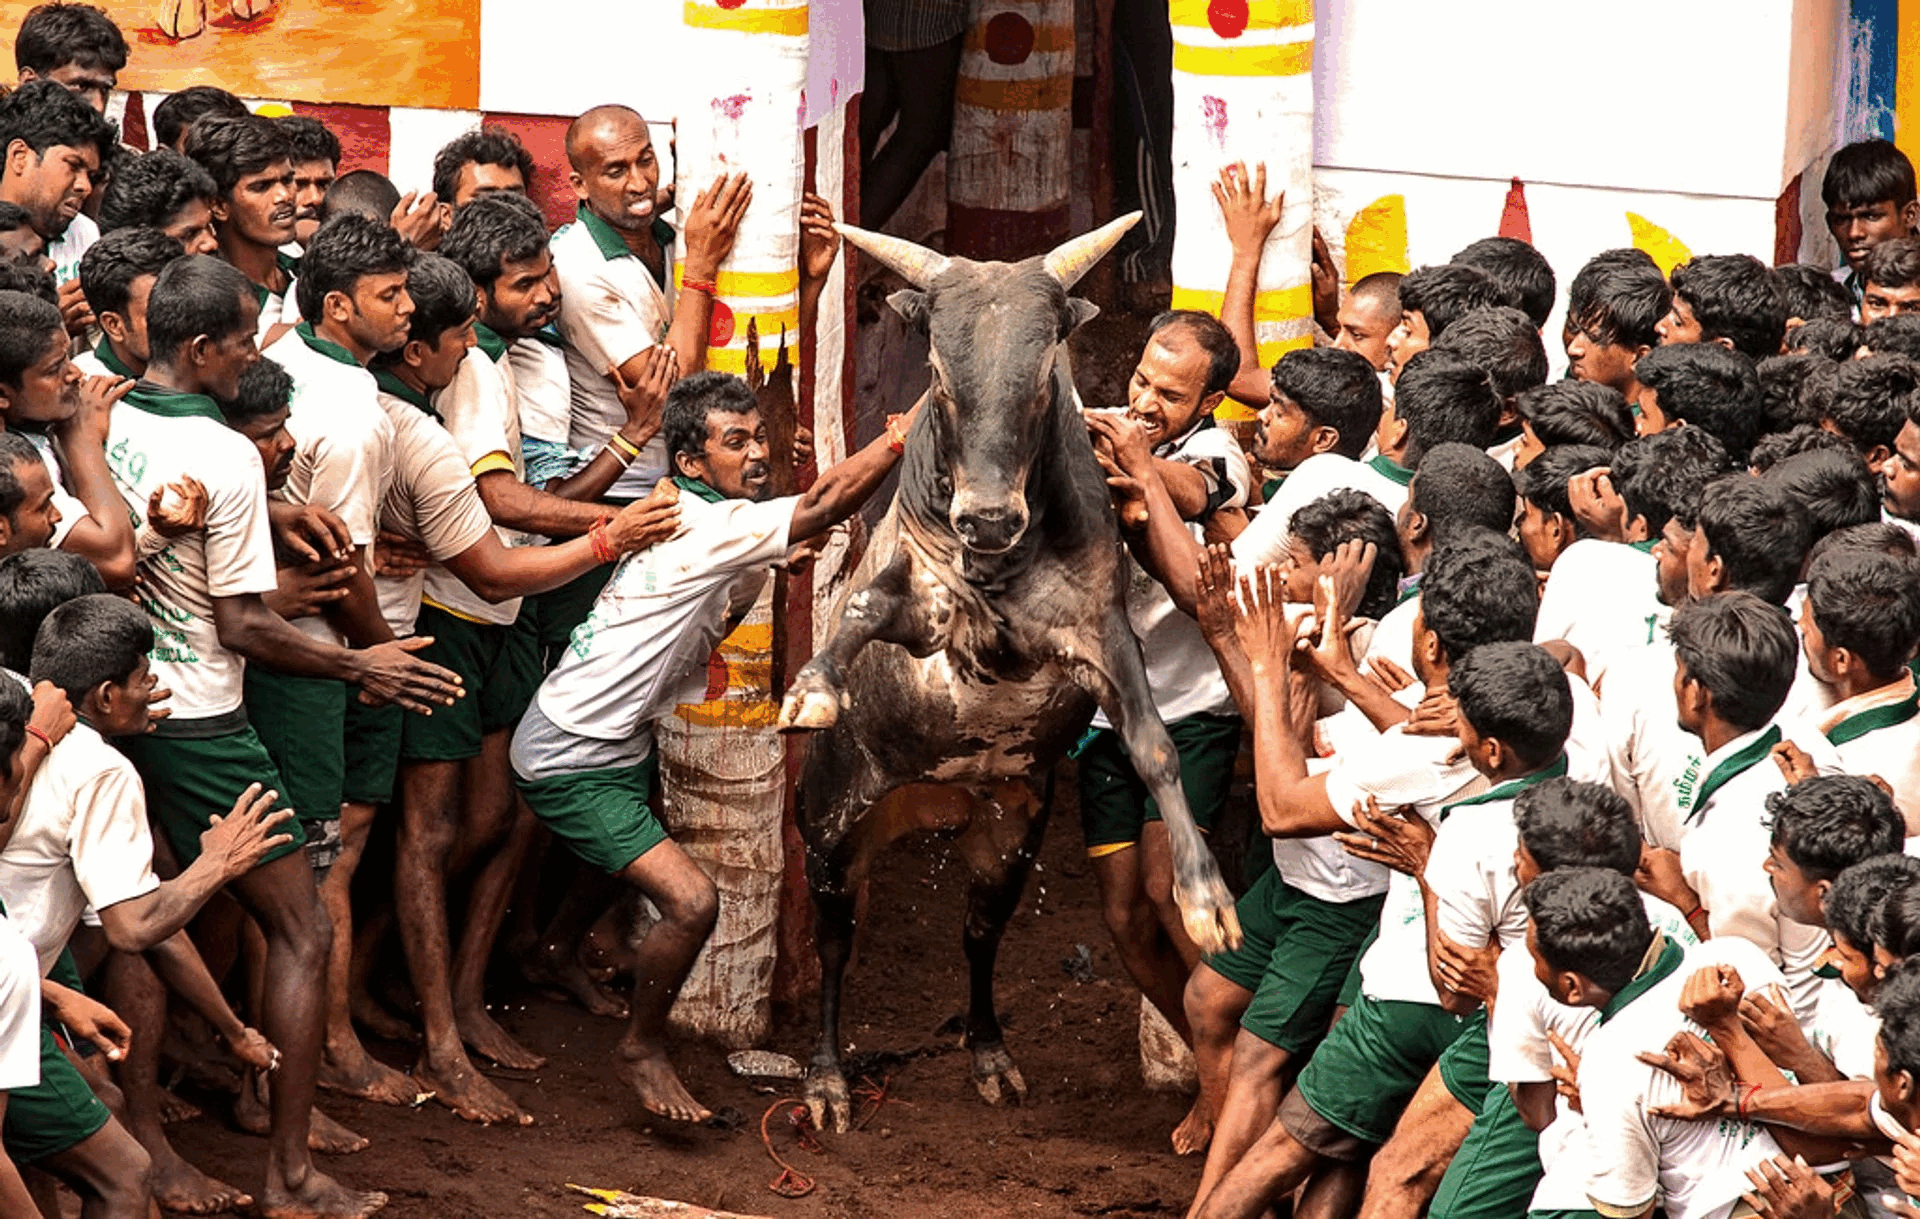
left=98, top=310, right=129, bottom=346
left=401, top=337, right=430, bottom=370
left=3, top=138, right=32, bottom=182
left=1702, top=550, right=1728, bottom=595
left=1903, top=199, right=1920, bottom=233
left=323, top=289, right=353, bottom=324
left=888, top=289, right=930, bottom=331
left=1309, top=424, right=1341, bottom=456
left=1710, top=335, right=1737, bottom=353
left=673, top=448, right=703, bottom=480
left=1480, top=735, right=1507, bottom=774
left=567, top=170, right=588, bottom=203
left=1404, top=508, right=1430, bottom=546
left=1198, top=389, right=1225, bottom=420
left=1867, top=444, right=1893, bottom=473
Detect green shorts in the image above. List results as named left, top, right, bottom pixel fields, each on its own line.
left=1075, top=712, right=1242, bottom=854
left=341, top=701, right=404, bottom=805
left=47, top=948, right=84, bottom=994
left=2, top=1023, right=110, bottom=1163
left=526, top=562, right=615, bottom=673
left=1290, top=991, right=1467, bottom=1148
left=515, top=753, right=664, bottom=875
left=401, top=605, right=540, bottom=762
left=1431, top=1083, right=1544, bottom=1219
left=116, top=727, right=305, bottom=867
left=1201, top=870, right=1385, bottom=1054
left=1438, top=1009, right=1492, bottom=1114
left=1336, top=925, right=1376, bottom=1009
left=244, top=669, right=346, bottom=824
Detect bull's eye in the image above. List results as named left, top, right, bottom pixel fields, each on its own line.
left=935, top=473, right=954, bottom=497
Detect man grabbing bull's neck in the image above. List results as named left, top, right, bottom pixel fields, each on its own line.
left=508, top=371, right=915, bottom=1123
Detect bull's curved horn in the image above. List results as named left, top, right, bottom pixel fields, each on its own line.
left=1043, top=211, right=1144, bottom=289
left=833, top=222, right=951, bottom=289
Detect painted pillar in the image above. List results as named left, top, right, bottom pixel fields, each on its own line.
left=1167, top=0, right=1314, bottom=421
left=947, top=0, right=1075, bottom=260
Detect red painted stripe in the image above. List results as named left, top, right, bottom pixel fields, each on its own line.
left=1774, top=172, right=1803, bottom=267
left=120, top=92, right=149, bottom=152
left=290, top=102, right=392, bottom=177
left=479, top=111, right=576, bottom=231
left=1498, top=177, right=1531, bottom=244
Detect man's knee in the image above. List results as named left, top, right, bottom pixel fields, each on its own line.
left=1184, top=966, right=1244, bottom=1035
left=674, top=874, right=719, bottom=936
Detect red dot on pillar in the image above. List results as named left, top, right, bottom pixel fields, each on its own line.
left=716, top=0, right=747, bottom=9
left=710, top=300, right=737, bottom=348
left=984, top=12, right=1036, bottom=65
left=1207, top=0, right=1249, bottom=38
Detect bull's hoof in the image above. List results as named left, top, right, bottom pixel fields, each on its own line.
left=227, top=0, right=274, bottom=19
left=804, top=1064, right=851, bottom=1133
left=777, top=675, right=843, bottom=733
left=1175, top=878, right=1244, bottom=956
left=969, top=1042, right=1028, bottom=1107
left=152, top=0, right=206, bottom=38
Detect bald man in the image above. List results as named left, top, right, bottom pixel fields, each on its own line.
left=1334, top=271, right=1403, bottom=374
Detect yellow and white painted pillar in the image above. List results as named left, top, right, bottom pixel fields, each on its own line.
left=947, top=0, right=1075, bottom=260
left=1167, top=0, right=1314, bottom=421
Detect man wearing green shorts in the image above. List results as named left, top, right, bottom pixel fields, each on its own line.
left=511, top=372, right=907, bottom=1126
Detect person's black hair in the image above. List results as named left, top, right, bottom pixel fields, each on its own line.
left=0, top=288, right=61, bottom=386
left=1692, top=475, right=1813, bottom=605
left=224, top=355, right=292, bottom=427
left=1517, top=381, right=1636, bottom=453
left=1421, top=526, right=1538, bottom=664
left=1397, top=263, right=1514, bottom=342
left=79, top=225, right=181, bottom=319
left=0, top=669, right=29, bottom=766
left=0, top=201, right=30, bottom=236
left=380, top=253, right=475, bottom=358
left=1824, top=354, right=1918, bottom=459
left=663, top=371, right=758, bottom=468
left=1755, top=353, right=1831, bottom=436
left=1759, top=448, right=1880, bottom=540
left=0, top=546, right=103, bottom=670
left=1524, top=868, right=1654, bottom=995
left=1826, top=854, right=1920, bottom=955
left=276, top=114, right=341, bottom=168
left=1515, top=778, right=1641, bottom=875
left=1451, top=237, right=1555, bottom=330
left=1806, top=548, right=1920, bottom=680
left=1773, top=263, right=1856, bottom=323
left=1874, top=958, right=1920, bottom=1080
left=1449, top=641, right=1572, bottom=770
left=1268, top=347, right=1381, bottom=460
left=1393, top=349, right=1502, bottom=466
left=0, top=78, right=113, bottom=167
left=1515, top=444, right=1611, bottom=520
left=1567, top=248, right=1670, bottom=351
left=1430, top=305, right=1547, bottom=405
left=1823, top=138, right=1918, bottom=211
left=27, top=592, right=152, bottom=704
left=183, top=113, right=294, bottom=198
left=322, top=169, right=401, bottom=224
left=1788, top=316, right=1867, bottom=362
left=294, top=213, right=415, bottom=323
left=1876, top=885, right=1920, bottom=965
left=439, top=191, right=548, bottom=291
left=15, top=3, right=126, bottom=75
left=1808, top=520, right=1920, bottom=568
left=1867, top=315, right=1920, bottom=363
left=1669, top=254, right=1789, bottom=362
left=1666, top=590, right=1800, bottom=731
left=1408, top=442, right=1516, bottom=540
left=1635, top=342, right=1763, bottom=464
left=1749, top=423, right=1854, bottom=474
left=145, top=254, right=252, bottom=367
left=1148, top=309, right=1240, bottom=400
left=98, top=148, right=219, bottom=236
left=1288, top=488, right=1405, bottom=620
left=1612, top=425, right=1732, bottom=534
left=1766, top=775, right=1904, bottom=886
left=430, top=126, right=535, bottom=205
left=150, top=86, right=248, bottom=152
left=0, top=258, right=54, bottom=306
left=1865, top=239, right=1920, bottom=296
left=0, top=432, right=42, bottom=527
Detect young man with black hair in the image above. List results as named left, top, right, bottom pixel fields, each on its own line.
left=1514, top=444, right=1611, bottom=574
left=1823, top=353, right=1917, bottom=472
left=510, top=370, right=913, bottom=1124
left=1427, top=305, right=1547, bottom=462
left=1760, top=447, right=1882, bottom=541
left=0, top=430, right=59, bottom=557
left=1386, top=263, right=1512, bottom=382
left=1451, top=236, right=1555, bottom=331
left=1633, top=340, right=1764, bottom=461
left=0, top=79, right=113, bottom=332
left=106, top=253, right=457, bottom=1219
left=1565, top=248, right=1672, bottom=406
left=0, top=198, right=48, bottom=271
left=277, top=115, right=341, bottom=250
left=1862, top=237, right=1920, bottom=325
left=1866, top=316, right=1920, bottom=361
left=13, top=2, right=126, bottom=114
left=149, top=85, right=247, bottom=153
left=1511, top=381, right=1636, bottom=468
left=1660, top=253, right=1790, bottom=362
left=1795, top=314, right=1868, bottom=360
left=73, top=224, right=177, bottom=380
left=1776, top=262, right=1857, bottom=324
left=1684, top=475, right=1815, bottom=607
left=183, top=114, right=301, bottom=344
left=1824, top=138, right=1920, bottom=301
left=1377, top=349, right=1503, bottom=473
left=431, top=125, right=535, bottom=213
left=97, top=148, right=221, bottom=255
left=1801, top=548, right=1920, bottom=827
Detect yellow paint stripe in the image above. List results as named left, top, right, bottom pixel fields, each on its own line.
left=678, top=700, right=779, bottom=729
left=718, top=623, right=773, bottom=651
left=1170, top=282, right=1311, bottom=319
left=1899, top=0, right=1920, bottom=173
left=955, top=73, right=1074, bottom=112
left=964, top=21, right=1074, bottom=54
left=1171, top=39, right=1311, bottom=77
left=1168, top=0, right=1312, bottom=32
left=682, top=1, right=808, bottom=36
left=676, top=266, right=799, bottom=297
left=1086, top=840, right=1136, bottom=858
left=1344, top=194, right=1411, bottom=284
left=1255, top=332, right=1313, bottom=367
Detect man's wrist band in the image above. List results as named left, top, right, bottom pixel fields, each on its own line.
left=24, top=724, right=52, bottom=749
left=681, top=276, right=717, bottom=296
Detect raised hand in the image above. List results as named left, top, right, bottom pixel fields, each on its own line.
left=1212, top=162, right=1284, bottom=257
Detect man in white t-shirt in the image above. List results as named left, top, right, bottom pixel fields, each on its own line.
left=0, top=81, right=110, bottom=336
left=1800, top=548, right=1920, bottom=829
left=183, top=114, right=301, bottom=348
left=512, top=371, right=909, bottom=1126
left=74, top=224, right=178, bottom=383
left=0, top=675, right=57, bottom=1212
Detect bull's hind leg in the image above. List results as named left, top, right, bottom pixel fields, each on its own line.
left=955, top=776, right=1052, bottom=1106
left=779, top=552, right=914, bottom=732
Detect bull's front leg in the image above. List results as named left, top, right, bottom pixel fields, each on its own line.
left=778, top=550, right=916, bottom=732
left=1065, top=616, right=1243, bottom=956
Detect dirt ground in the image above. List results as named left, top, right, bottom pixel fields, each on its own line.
left=165, top=762, right=1211, bottom=1219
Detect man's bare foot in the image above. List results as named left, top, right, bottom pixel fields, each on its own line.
left=158, top=1086, right=203, bottom=1124
left=350, top=996, right=418, bottom=1044
left=454, top=1006, right=546, bottom=1070
left=614, top=1044, right=711, bottom=1123
left=147, top=1140, right=252, bottom=1214
left=257, top=1168, right=387, bottom=1219
left=235, top=1073, right=370, bottom=1153
left=518, top=948, right=629, bottom=1019
left=413, top=1055, right=533, bottom=1126
left=320, top=1040, right=422, bottom=1106
left=581, top=918, right=636, bottom=981
left=1171, top=1095, right=1214, bottom=1156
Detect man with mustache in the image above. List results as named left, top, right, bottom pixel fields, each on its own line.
left=185, top=114, right=303, bottom=347
left=278, top=116, right=341, bottom=253
left=0, top=81, right=114, bottom=337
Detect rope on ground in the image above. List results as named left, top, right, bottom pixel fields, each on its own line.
left=758, top=1099, right=817, bottom=1198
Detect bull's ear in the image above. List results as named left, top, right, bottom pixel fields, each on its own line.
left=1063, top=297, right=1101, bottom=336
left=888, top=289, right=931, bottom=330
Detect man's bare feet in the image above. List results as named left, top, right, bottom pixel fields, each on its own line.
left=234, top=1073, right=371, bottom=1154
left=350, top=995, right=418, bottom=1045
left=518, top=947, right=629, bottom=1019
left=413, top=1055, right=533, bottom=1126
left=147, top=1140, right=252, bottom=1214
left=454, top=1006, right=546, bottom=1070
left=158, top=1086, right=203, bottom=1124
left=1171, top=1095, right=1214, bottom=1156
left=257, top=1168, right=387, bottom=1219
left=320, top=1040, right=422, bottom=1106
left=614, top=1044, right=711, bottom=1124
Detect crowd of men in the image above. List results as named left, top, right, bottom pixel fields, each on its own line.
left=6, top=5, right=1920, bottom=1219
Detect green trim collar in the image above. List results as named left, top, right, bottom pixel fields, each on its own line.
left=1827, top=688, right=1920, bottom=746
left=1368, top=453, right=1414, bottom=487
left=295, top=321, right=361, bottom=368
left=576, top=206, right=676, bottom=264
left=1628, top=539, right=1657, bottom=554
left=1440, top=754, right=1568, bottom=820
left=372, top=367, right=436, bottom=419
left=90, top=338, right=135, bottom=380
left=124, top=382, right=224, bottom=422
left=1682, top=725, right=1784, bottom=825
left=671, top=474, right=726, bottom=503
left=471, top=322, right=509, bottom=364
left=1599, top=934, right=1684, bottom=1024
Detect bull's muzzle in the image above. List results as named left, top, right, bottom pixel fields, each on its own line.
left=950, top=496, right=1030, bottom=555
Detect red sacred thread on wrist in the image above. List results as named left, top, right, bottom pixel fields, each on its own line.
left=1737, top=1083, right=1760, bottom=1121
left=1686, top=906, right=1705, bottom=924
left=589, top=518, right=618, bottom=564
left=681, top=276, right=717, bottom=296
left=24, top=724, right=52, bottom=749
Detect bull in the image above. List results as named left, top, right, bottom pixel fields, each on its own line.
left=776, top=214, right=1242, bottom=1132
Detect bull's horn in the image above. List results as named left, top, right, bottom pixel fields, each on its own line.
left=833, top=222, right=951, bottom=289
left=1043, top=211, right=1143, bottom=289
